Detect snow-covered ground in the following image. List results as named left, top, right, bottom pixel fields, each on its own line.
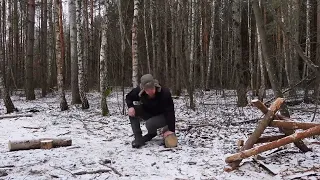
left=0, top=89, right=319, bottom=180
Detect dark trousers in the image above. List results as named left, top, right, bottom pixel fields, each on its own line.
left=130, top=105, right=167, bottom=136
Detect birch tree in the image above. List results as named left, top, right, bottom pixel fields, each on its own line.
left=100, top=7, right=109, bottom=116
left=77, top=0, right=89, bottom=109
left=131, top=0, right=139, bottom=87
left=69, top=0, right=81, bottom=104
left=55, top=0, right=68, bottom=111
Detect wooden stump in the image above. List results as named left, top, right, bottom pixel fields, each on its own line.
left=8, top=138, right=72, bottom=151
left=40, top=140, right=53, bottom=149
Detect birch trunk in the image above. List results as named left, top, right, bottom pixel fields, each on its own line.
left=25, top=0, right=35, bottom=100
left=100, top=8, right=109, bottom=116
left=131, top=0, right=139, bottom=87
left=69, top=0, right=81, bottom=104
left=55, top=0, right=68, bottom=111
left=77, top=0, right=89, bottom=109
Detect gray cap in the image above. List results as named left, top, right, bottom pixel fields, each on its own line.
left=140, top=74, right=155, bottom=89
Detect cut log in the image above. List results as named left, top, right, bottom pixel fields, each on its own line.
left=256, top=135, right=286, bottom=144
left=251, top=99, right=310, bottom=152
left=40, top=140, right=53, bottom=149
left=225, top=125, right=320, bottom=163
left=8, top=138, right=72, bottom=151
left=0, top=113, right=33, bottom=120
left=229, top=98, right=285, bottom=168
left=270, top=120, right=320, bottom=130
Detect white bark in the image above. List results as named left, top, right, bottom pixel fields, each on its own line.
left=304, top=0, right=310, bottom=77
left=131, top=0, right=139, bottom=87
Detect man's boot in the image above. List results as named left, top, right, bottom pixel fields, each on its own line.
left=132, top=134, right=145, bottom=148
left=142, top=133, right=157, bottom=142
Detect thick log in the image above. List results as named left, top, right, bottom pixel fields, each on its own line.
left=8, top=138, right=72, bottom=151
left=229, top=98, right=284, bottom=168
left=40, top=140, right=53, bottom=149
left=256, top=135, right=286, bottom=144
left=270, top=120, right=320, bottom=130
left=225, top=126, right=320, bottom=163
left=251, top=99, right=310, bottom=152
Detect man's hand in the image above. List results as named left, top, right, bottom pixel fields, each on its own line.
left=163, top=130, right=174, bottom=138
left=128, top=107, right=135, bottom=117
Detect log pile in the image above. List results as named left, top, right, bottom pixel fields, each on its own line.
left=225, top=98, right=320, bottom=171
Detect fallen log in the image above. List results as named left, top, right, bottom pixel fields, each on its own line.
left=73, top=169, right=111, bottom=175
left=229, top=98, right=284, bottom=169
left=256, top=135, right=286, bottom=144
left=40, top=140, right=53, bottom=149
left=270, top=120, right=320, bottom=130
left=251, top=99, right=310, bottom=152
left=0, top=113, right=33, bottom=120
left=8, top=138, right=72, bottom=151
left=225, top=125, right=320, bottom=163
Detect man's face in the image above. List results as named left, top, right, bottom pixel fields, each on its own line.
left=145, top=87, right=156, bottom=97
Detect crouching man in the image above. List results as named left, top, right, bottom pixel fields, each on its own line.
left=125, top=74, right=177, bottom=148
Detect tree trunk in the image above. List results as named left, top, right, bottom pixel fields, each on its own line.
left=25, top=0, right=35, bottom=100
left=40, top=0, right=48, bottom=97
left=149, top=0, right=156, bottom=75
left=226, top=126, right=320, bottom=163
left=0, top=4, right=16, bottom=113
left=117, top=0, right=126, bottom=115
left=188, top=0, right=195, bottom=110
left=55, top=0, right=68, bottom=111
left=69, top=0, right=81, bottom=104
left=143, top=0, right=151, bottom=73
left=47, top=0, right=54, bottom=91
left=100, top=9, right=109, bottom=116
left=77, top=0, right=89, bottom=109
left=164, top=1, right=169, bottom=85
left=205, top=0, right=216, bottom=90
left=82, top=0, right=89, bottom=92
left=131, top=0, right=139, bottom=87
left=252, top=0, right=290, bottom=118
left=13, top=0, right=19, bottom=88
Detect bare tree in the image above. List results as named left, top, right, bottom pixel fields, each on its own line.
left=25, top=0, right=35, bottom=100
left=40, top=0, right=48, bottom=97
left=131, top=0, right=139, bottom=87
left=69, top=0, right=81, bottom=104
left=55, top=0, right=68, bottom=111
left=77, top=0, right=89, bottom=109
left=100, top=7, right=109, bottom=116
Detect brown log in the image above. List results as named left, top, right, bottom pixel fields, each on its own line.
left=229, top=98, right=284, bottom=168
left=226, top=126, right=320, bottom=163
left=8, top=138, right=72, bottom=151
left=270, top=120, right=320, bottom=130
left=251, top=99, right=310, bottom=152
left=256, top=135, right=286, bottom=144
left=40, top=140, right=53, bottom=149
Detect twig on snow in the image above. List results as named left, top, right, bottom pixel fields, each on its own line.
left=72, top=169, right=111, bottom=176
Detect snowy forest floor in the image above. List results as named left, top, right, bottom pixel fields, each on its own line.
left=0, top=88, right=319, bottom=180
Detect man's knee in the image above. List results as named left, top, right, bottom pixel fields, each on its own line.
left=145, top=120, right=157, bottom=133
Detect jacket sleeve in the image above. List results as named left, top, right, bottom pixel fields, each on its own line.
left=163, top=90, right=176, bottom=132
left=125, top=87, right=141, bottom=108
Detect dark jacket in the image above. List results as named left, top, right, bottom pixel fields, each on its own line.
left=125, top=87, right=176, bottom=132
